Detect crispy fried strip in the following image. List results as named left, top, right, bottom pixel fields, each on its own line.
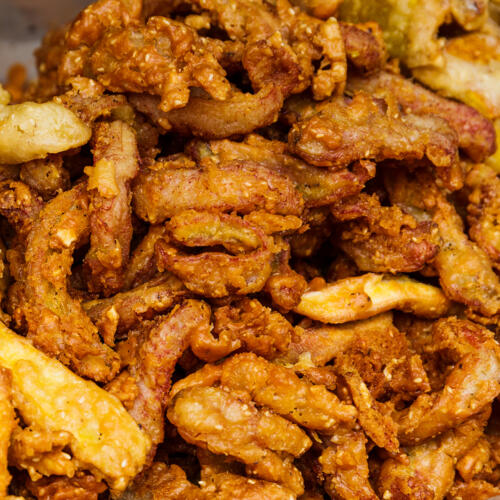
left=129, top=85, right=283, bottom=138
left=0, top=367, right=14, bottom=498
left=84, top=120, right=139, bottom=296
left=0, top=322, right=150, bottom=492
left=83, top=274, right=187, bottom=345
left=295, top=273, right=450, bottom=324
left=156, top=212, right=275, bottom=297
left=396, top=318, right=500, bottom=445
left=347, top=70, right=496, bottom=162
left=167, top=385, right=309, bottom=495
left=27, top=474, right=107, bottom=500
left=23, top=182, right=120, bottom=382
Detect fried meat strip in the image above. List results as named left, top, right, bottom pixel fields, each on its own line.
left=347, top=71, right=496, bottom=162
left=167, top=385, right=310, bottom=494
left=129, top=85, right=283, bottom=138
left=84, top=120, right=139, bottom=296
left=295, top=273, right=450, bottom=324
left=287, top=92, right=459, bottom=188
left=465, top=163, right=500, bottom=270
left=331, top=193, right=439, bottom=273
left=396, top=318, right=500, bottom=445
left=319, top=429, right=378, bottom=500
left=83, top=274, right=187, bottom=345
left=0, top=322, right=151, bottom=492
left=447, top=479, right=500, bottom=499
left=21, top=182, right=119, bottom=382
left=132, top=154, right=304, bottom=224
left=386, top=169, right=500, bottom=318
left=119, top=300, right=210, bottom=448
left=27, top=474, right=107, bottom=500
left=191, top=297, right=293, bottom=362
left=156, top=211, right=275, bottom=297
left=62, top=11, right=231, bottom=113
left=0, top=368, right=14, bottom=498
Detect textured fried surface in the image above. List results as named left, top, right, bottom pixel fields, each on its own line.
left=0, top=368, right=14, bottom=498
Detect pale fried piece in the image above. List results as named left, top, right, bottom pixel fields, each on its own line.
left=456, top=437, right=491, bottom=483
left=132, top=154, right=304, bottom=224
left=83, top=120, right=139, bottom=296
left=61, top=13, right=231, bottom=113
left=167, top=386, right=309, bottom=495
left=295, top=273, right=450, bottom=324
left=243, top=212, right=302, bottom=236
left=339, top=22, right=387, bottom=73
left=156, top=212, right=275, bottom=297
left=219, top=353, right=357, bottom=431
left=27, top=474, right=107, bottom=500
left=331, top=193, right=439, bottom=273
left=191, top=297, right=293, bottom=362
left=288, top=92, right=459, bottom=187
left=19, top=155, right=70, bottom=201
left=0, top=368, right=14, bottom=498
left=202, top=136, right=376, bottom=208
left=289, top=0, right=341, bottom=19
left=347, top=71, right=496, bottom=162
left=319, top=429, right=378, bottom=500
left=129, top=85, right=283, bottom=138
left=378, top=409, right=490, bottom=500
left=413, top=33, right=500, bottom=120
left=124, top=300, right=211, bottom=448
left=123, top=225, right=168, bottom=290
left=396, top=318, right=500, bottom=445
left=447, top=479, right=500, bottom=500
left=0, top=322, right=151, bottom=492
left=83, top=274, right=187, bottom=345
left=386, top=169, right=500, bottom=318
left=466, top=163, right=500, bottom=270
left=337, top=363, right=399, bottom=453
left=9, top=426, right=76, bottom=480
left=0, top=86, right=91, bottom=164
left=21, top=183, right=120, bottom=382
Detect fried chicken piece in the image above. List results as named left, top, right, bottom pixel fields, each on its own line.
left=295, top=273, right=450, bottom=324
left=190, top=297, right=293, bottom=362
left=83, top=273, right=188, bottom=345
left=466, top=163, right=500, bottom=270
left=132, top=154, right=304, bottom=224
left=319, top=429, right=378, bottom=500
left=331, top=193, right=439, bottom=273
left=21, top=182, right=120, bottom=382
left=26, top=474, right=107, bottom=500
left=288, top=92, right=459, bottom=189
left=289, top=0, right=341, bottom=19
left=347, top=71, right=496, bottom=162
left=456, top=437, right=491, bottom=483
left=447, top=479, right=500, bottom=500
left=83, top=120, right=139, bottom=296
left=167, top=385, right=309, bottom=495
left=121, top=300, right=211, bottom=448
left=378, top=409, right=491, bottom=500
left=156, top=211, right=275, bottom=297
left=129, top=85, right=283, bottom=138
left=0, top=368, right=14, bottom=498
left=243, top=211, right=302, bottom=236
left=0, top=322, right=151, bottom=492
left=396, top=318, right=500, bottom=445
left=386, top=169, right=500, bottom=318
left=9, top=426, right=76, bottom=480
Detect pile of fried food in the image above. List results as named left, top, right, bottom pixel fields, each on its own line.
left=3, top=0, right=500, bottom=498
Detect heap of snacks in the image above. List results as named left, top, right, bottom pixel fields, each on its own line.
left=2, top=0, right=500, bottom=498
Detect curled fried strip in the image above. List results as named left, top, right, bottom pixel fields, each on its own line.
left=295, top=273, right=450, bottom=324
left=83, top=274, right=188, bottom=345
left=167, top=385, right=309, bottom=495
left=84, top=120, right=139, bottom=296
left=395, top=318, right=500, bottom=445
left=0, top=368, right=14, bottom=498
left=156, top=211, right=275, bottom=297
left=347, top=70, right=496, bottom=162
left=22, top=183, right=120, bottom=382
left=129, top=85, right=283, bottom=138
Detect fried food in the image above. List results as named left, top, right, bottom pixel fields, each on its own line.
left=0, top=86, right=91, bottom=164
left=84, top=120, right=139, bottom=296
left=0, top=368, right=14, bottom=498
left=0, top=321, right=151, bottom=492
left=295, top=273, right=450, bottom=324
